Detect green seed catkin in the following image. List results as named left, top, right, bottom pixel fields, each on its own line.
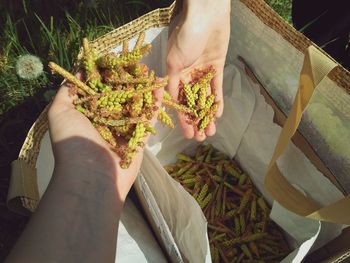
left=128, top=122, right=145, bottom=149
left=183, top=84, right=196, bottom=108
left=197, top=184, right=209, bottom=203
left=48, top=62, right=95, bottom=95
left=199, top=193, right=212, bottom=209
left=158, top=108, right=174, bottom=128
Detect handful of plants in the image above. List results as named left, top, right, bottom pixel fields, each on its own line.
left=177, top=66, right=218, bottom=131
left=48, top=33, right=219, bottom=168
left=165, top=144, right=291, bottom=263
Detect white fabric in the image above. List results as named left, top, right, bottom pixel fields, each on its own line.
left=228, top=0, right=350, bottom=193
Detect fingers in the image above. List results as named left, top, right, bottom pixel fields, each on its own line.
left=166, top=72, right=180, bottom=100
left=211, top=71, right=224, bottom=118
left=205, top=121, right=216, bottom=137
left=178, top=112, right=195, bottom=139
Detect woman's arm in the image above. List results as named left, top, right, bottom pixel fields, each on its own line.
left=6, top=81, right=151, bottom=263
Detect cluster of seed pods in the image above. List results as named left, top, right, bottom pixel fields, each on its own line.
left=165, top=144, right=290, bottom=263
left=48, top=32, right=219, bottom=168
left=177, top=66, right=219, bottom=131
left=49, top=33, right=173, bottom=168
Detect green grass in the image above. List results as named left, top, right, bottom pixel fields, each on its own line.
left=265, top=0, right=292, bottom=24
left=0, top=0, right=171, bottom=115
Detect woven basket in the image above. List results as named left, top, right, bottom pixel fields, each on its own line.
left=9, top=0, right=350, bottom=262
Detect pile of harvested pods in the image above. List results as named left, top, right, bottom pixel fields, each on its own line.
left=165, top=144, right=290, bottom=263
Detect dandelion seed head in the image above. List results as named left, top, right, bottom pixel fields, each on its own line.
left=16, top=54, right=43, bottom=80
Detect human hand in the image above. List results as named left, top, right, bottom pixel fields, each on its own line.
left=48, top=76, right=162, bottom=200
left=167, top=0, right=230, bottom=141
left=6, top=76, right=163, bottom=263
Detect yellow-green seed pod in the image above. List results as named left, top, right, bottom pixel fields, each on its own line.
left=191, top=82, right=201, bottom=95
left=234, top=216, right=241, bottom=235
left=240, top=213, right=246, bottom=233
left=132, top=64, right=142, bottom=76
left=122, top=40, right=129, bottom=54
left=82, top=38, right=99, bottom=81
left=222, top=237, right=240, bottom=247
left=95, top=125, right=117, bottom=147
left=212, top=175, right=223, bottom=183
left=205, top=146, right=213, bottom=162
left=183, top=84, right=196, bottom=108
left=96, top=45, right=151, bottom=69
left=238, top=173, right=247, bottom=186
left=143, top=91, right=153, bottom=106
left=225, top=209, right=237, bottom=218
left=197, top=109, right=207, bottom=120
left=199, top=115, right=210, bottom=131
left=202, top=143, right=212, bottom=153
left=198, top=85, right=207, bottom=109
left=240, top=244, right=253, bottom=259
left=96, top=80, right=111, bottom=92
left=216, top=162, right=224, bottom=177
left=176, top=162, right=193, bottom=176
left=176, top=153, right=192, bottom=162
left=115, top=124, right=131, bottom=135
left=225, top=163, right=241, bottom=179
left=208, top=103, right=218, bottom=117
left=211, top=233, right=226, bottom=242
left=182, top=177, right=198, bottom=186
left=201, top=71, right=214, bottom=85
left=162, top=97, right=195, bottom=115
left=204, top=94, right=215, bottom=110
left=183, top=164, right=199, bottom=176
left=197, top=184, right=209, bottom=203
left=257, top=243, right=279, bottom=255
left=131, top=96, right=143, bottom=117
left=163, top=90, right=173, bottom=101
left=241, top=233, right=267, bottom=242
left=48, top=62, right=95, bottom=95
left=180, top=172, right=195, bottom=181
left=192, top=181, right=202, bottom=199
left=257, top=197, right=269, bottom=216
left=128, top=122, right=145, bottom=149
left=76, top=105, right=86, bottom=113
left=238, top=189, right=252, bottom=213
left=134, top=32, right=145, bottom=50
left=199, top=193, right=212, bottom=209
left=158, top=108, right=174, bottom=128
left=250, top=198, right=257, bottom=222
left=145, top=126, right=156, bottom=135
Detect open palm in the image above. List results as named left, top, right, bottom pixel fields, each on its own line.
left=48, top=79, right=162, bottom=195
left=167, top=0, right=230, bottom=141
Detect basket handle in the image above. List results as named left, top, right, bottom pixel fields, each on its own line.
left=265, top=46, right=350, bottom=225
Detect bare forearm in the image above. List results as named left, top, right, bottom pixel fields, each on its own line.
left=6, top=162, right=122, bottom=263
